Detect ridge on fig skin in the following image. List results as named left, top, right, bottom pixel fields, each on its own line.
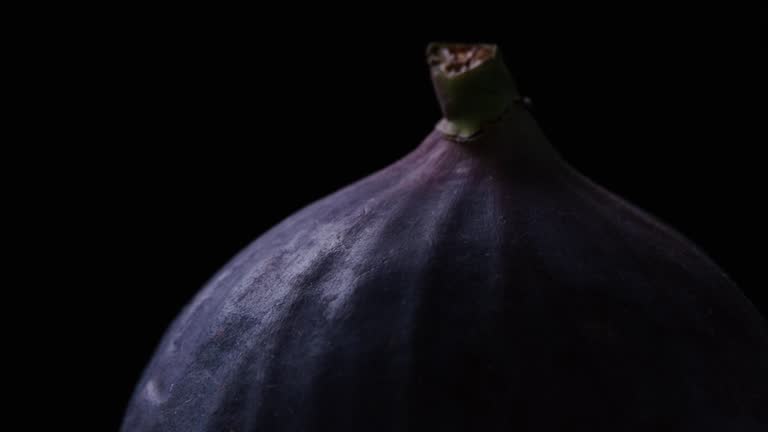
left=122, top=112, right=768, bottom=431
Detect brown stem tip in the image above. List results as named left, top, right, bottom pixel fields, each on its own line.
left=427, top=43, right=496, bottom=78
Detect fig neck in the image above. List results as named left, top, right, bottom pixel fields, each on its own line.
left=427, top=43, right=520, bottom=139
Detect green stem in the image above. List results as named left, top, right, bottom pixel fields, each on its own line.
left=427, top=43, right=520, bottom=139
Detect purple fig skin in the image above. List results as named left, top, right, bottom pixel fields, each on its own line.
left=122, top=92, right=767, bottom=431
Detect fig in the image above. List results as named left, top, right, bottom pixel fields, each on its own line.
left=122, top=43, right=768, bottom=431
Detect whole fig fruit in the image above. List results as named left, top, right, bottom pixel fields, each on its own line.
left=123, top=43, right=768, bottom=431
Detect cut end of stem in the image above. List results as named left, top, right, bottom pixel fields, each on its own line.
left=426, top=42, right=518, bottom=139
left=427, top=43, right=497, bottom=78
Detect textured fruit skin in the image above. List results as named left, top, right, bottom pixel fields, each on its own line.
left=122, top=110, right=768, bottom=431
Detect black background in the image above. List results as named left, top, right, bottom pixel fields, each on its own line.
left=42, top=7, right=764, bottom=430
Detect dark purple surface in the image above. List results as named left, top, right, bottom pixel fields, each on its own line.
left=123, top=106, right=768, bottom=431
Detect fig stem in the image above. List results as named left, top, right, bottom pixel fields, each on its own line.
left=427, top=42, right=520, bottom=139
